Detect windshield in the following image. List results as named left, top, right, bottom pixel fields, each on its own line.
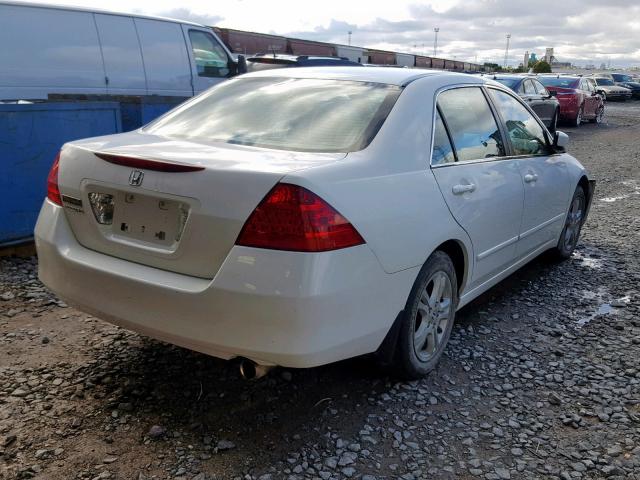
left=595, top=78, right=614, bottom=86
left=494, top=78, right=520, bottom=89
left=538, top=77, right=578, bottom=88
left=612, top=73, right=633, bottom=82
left=145, top=77, right=401, bottom=153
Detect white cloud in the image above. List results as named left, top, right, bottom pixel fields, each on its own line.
left=24, top=0, right=640, bottom=67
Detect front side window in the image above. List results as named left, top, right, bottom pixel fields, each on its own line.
left=431, top=109, right=456, bottom=165
left=489, top=89, right=549, bottom=156
left=188, top=30, right=230, bottom=78
left=145, top=77, right=401, bottom=153
left=533, top=80, right=548, bottom=96
left=437, top=87, right=505, bottom=162
left=523, top=80, right=536, bottom=95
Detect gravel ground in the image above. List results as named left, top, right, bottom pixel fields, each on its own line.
left=1, top=101, right=639, bottom=480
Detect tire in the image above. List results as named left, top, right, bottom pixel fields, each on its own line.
left=549, top=109, right=558, bottom=133
left=573, top=105, right=583, bottom=127
left=599, top=91, right=606, bottom=102
left=394, top=251, right=458, bottom=379
left=590, top=105, right=604, bottom=124
left=551, top=186, right=586, bottom=261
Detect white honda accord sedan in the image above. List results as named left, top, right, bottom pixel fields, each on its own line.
left=35, top=68, right=595, bottom=378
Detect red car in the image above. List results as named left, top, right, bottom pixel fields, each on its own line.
left=537, top=76, right=605, bottom=126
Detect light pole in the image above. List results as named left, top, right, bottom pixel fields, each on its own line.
left=433, top=27, right=439, bottom=57
left=348, top=31, right=352, bottom=46
left=504, top=33, right=511, bottom=68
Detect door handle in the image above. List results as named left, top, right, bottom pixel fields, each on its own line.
left=452, top=183, right=476, bottom=195
left=524, top=173, right=538, bottom=183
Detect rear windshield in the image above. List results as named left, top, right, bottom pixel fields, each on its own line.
left=494, top=78, right=520, bottom=89
left=538, top=77, right=578, bottom=88
left=145, top=77, right=401, bottom=153
left=612, top=73, right=633, bottom=82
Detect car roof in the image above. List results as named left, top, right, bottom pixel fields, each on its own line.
left=241, top=66, right=484, bottom=87
left=490, top=74, right=526, bottom=80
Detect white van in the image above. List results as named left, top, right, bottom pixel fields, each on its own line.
left=0, top=1, right=242, bottom=100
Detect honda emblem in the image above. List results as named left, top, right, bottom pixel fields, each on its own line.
left=129, top=170, right=144, bottom=186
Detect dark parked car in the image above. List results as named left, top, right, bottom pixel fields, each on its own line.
left=610, top=73, right=640, bottom=98
left=591, top=77, right=632, bottom=101
left=246, top=54, right=361, bottom=72
left=537, top=76, right=605, bottom=127
left=492, top=75, right=560, bottom=131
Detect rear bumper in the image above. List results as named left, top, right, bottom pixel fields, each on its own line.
left=35, top=200, right=417, bottom=368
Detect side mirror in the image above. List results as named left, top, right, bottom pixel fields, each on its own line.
left=233, top=54, right=247, bottom=75
left=553, top=131, right=569, bottom=152
left=548, top=90, right=557, bottom=98
left=591, top=91, right=599, bottom=96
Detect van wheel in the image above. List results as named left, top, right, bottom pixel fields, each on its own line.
left=394, top=251, right=458, bottom=379
left=550, top=186, right=586, bottom=261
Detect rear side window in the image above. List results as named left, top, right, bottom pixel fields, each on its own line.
left=188, top=30, right=230, bottom=78
left=431, top=110, right=456, bottom=165
left=437, top=87, right=505, bottom=162
left=489, top=89, right=550, bottom=156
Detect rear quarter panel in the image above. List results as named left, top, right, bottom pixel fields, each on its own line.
left=284, top=75, right=475, bottom=285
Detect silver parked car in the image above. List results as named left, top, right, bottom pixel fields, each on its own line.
left=36, top=68, right=595, bottom=379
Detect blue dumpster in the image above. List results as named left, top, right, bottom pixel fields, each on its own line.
left=0, top=102, right=122, bottom=246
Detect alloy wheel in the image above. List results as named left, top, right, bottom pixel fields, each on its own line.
left=413, top=271, right=453, bottom=362
left=575, top=106, right=583, bottom=126
left=563, top=194, right=584, bottom=252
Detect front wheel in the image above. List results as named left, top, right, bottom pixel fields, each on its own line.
left=591, top=105, right=605, bottom=124
left=394, top=251, right=458, bottom=379
left=551, top=186, right=586, bottom=261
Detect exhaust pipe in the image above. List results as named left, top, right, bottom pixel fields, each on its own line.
left=238, top=358, right=273, bottom=380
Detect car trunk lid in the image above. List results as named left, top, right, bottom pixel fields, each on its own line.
left=57, top=131, right=346, bottom=278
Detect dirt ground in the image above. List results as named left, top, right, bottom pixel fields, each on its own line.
left=1, top=100, right=639, bottom=480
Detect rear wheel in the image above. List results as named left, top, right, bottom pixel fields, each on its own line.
left=551, top=186, right=586, bottom=261
left=394, top=251, right=458, bottom=379
left=573, top=105, right=584, bottom=127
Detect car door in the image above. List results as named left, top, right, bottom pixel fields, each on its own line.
left=487, top=88, right=570, bottom=258
left=532, top=79, right=555, bottom=125
left=580, top=79, right=597, bottom=117
left=182, top=26, right=232, bottom=93
left=134, top=18, right=193, bottom=96
left=94, top=14, right=146, bottom=95
left=522, top=79, right=545, bottom=122
left=430, top=86, right=524, bottom=289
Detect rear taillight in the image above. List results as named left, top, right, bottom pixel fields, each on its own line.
left=47, top=152, right=62, bottom=206
left=236, top=183, right=365, bottom=252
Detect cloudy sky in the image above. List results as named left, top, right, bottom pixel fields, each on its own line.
left=32, top=0, right=640, bottom=67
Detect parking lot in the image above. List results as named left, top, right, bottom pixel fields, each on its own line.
left=1, top=101, right=639, bottom=480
